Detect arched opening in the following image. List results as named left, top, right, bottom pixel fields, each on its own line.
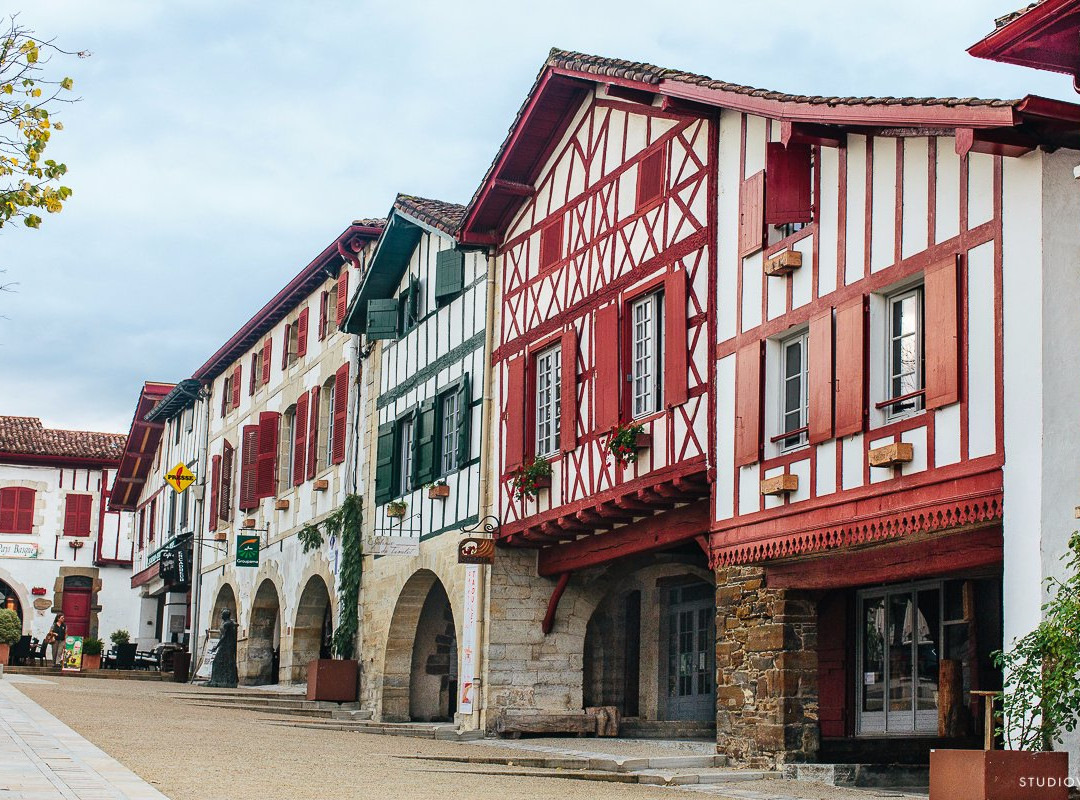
left=1, top=577, right=23, bottom=626
left=210, top=583, right=237, bottom=628
left=245, top=579, right=281, bottom=685
left=382, top=570, right=458, bottom=722
left=292, top=575, right=332, bottom=682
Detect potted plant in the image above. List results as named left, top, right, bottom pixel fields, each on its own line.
left=606, top=422, right=650, bottom=466
left=81, top=636, right=103, bottom=670
left=0, top=608, right=20, bottom=665
left=386, top=500, right=408, bottom=518
left=427, top=480, right=450, bottom=499
left=929, top=532, right=1080, bottom=799
left=110, top=629, right=137, bottom=669
left=510, top=456, right=552, bottom=500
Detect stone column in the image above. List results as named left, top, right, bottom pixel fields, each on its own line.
left=715, top=565, right=819, bottom=768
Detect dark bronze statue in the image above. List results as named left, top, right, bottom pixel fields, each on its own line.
left=207, top=608, right=238, bottom=688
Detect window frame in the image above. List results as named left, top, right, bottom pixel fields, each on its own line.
left=777, top=329, right=810, bottom=452
left=397, top=412, right=415, bottom=496
left=630, top=290, right=665, bottom=419
left=883, top=285, right=925, bottom=421
left=324, top=380, right=336, bottom=471
left=534, top=344, right=562, bottom=458
left=282, top=406, right=296, bottom=490
left=439, top=389, right=460, bottom=476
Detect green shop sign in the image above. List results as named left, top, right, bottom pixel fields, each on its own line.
left=236, top=534, right=260, bottom=567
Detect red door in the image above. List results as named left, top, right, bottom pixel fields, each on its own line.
left=62, top=588, right=91, bottom=637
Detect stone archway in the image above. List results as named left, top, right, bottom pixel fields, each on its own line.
left=0, top=567, right=29, bottom=634
left=381, top=570, right=458, bottom=722
left=244, top=579, right=281, bottom=686
left=291, top=575, right=332, bottom=683
left=210, top=583, right=238, bottom=630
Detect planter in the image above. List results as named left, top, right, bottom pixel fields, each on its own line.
left=764, top=249, right=802, bottom=277
left=533, top=476, right=552, bottom=489
left=213, top=532, right=227, bottom=541
left=868, top=441, right=914, bottom=468
left=242, top=518, right=257, bottom=529
left=0, top=642, right=9, bottom=665
left=428, top=484, right=450, bottom=499
left=930, top=749, right=1068, bottom=800
left=633, top=433, right=652, bottom=448
left=760, top=474, right=798, bottom=496
left=275, top=499, right=290, bottom=511
left=386, top=503, right=407, bottom=518
left=313, top=479, right=329, bottom=492
left=81, top=653, right=101, bottom=670
left=306, top=658, right=358, bottom=703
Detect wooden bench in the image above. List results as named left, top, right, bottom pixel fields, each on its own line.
left=495, top=706, right=620, bottom=738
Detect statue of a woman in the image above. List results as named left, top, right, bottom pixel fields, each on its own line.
left=207, top=608, right=238, bottom=688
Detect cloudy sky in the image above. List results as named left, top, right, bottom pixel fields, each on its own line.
left=0, top=0, right=1069, bottom=434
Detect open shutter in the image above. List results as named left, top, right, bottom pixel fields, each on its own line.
left=365, top=298, right=400, bottom=340
left=0, top=489, right=14, bottom=531
left=318, top=291, right=328, bottom=340
left=220, top=440, right=234, bottom=521
left=209, top=454, right=221, bottom=533
left=293, top=392, right=308, bottom=486
left=249, top=353, right=257, bottom=395
left=231, top=364, right=241, bottom=409
left=594, top=303, right=621, bottom=430
left=239, top=425, right=259, bottom=511
left=924, top=255, right=960, bottom=409
left=636, top=147, right=665, bottom=209
left=307, top=385, right=320, bottom=480
left=738, top=171, right=766, bottom=257
left=456, top=373, right=471, bottom=466
left=834, top=295, right=867, bottom=437
left=262, top=336, right=272, bottom=384
left=765, top=142, right=813, bottom=224
left=808, top=309, right=834, bottom=444
left=539, top=216, right=564, bottom=270
left=407, top=275, right=421, bottom=330
left=220, top=380, right=228, bottom=417
left=435, top=248, right=465, bottom=303
left=664, top=269, right=689, bottom=407
left=256, top=411, right=280, bottom=500
left=374, top=422, right=396, bottom=505
left=734, top=342, right=763, bottom=466
left=336, top=269, right=349, bottom=326
left=332, top=363, right=349, bottom=464
left=296, top=307, right=309, bottom=358
left=560, top=329, right=577, bottom=451
left=414, top=398, right=438, bottom=486
left=504, top=356, right=526, bottom=471
left=281, top=323, right=290, bottom=369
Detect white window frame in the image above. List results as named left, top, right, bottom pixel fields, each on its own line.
left=324, top=382, right=336, bottom=469
left=399, top=416, right=414, bottom=494
left=284, top=409, right=296, bottom=488
left=778, top=330, right=809, bottom=451
left=631, top=291, right=664, bottom=418
left=884, top=286, right=924, bottom=420
left=440, top=391, right=459, bottom=475
left=535, top=345, right=562, bottom=458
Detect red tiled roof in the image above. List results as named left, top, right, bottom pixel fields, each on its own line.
left=395, top=195, right=466, bottom=235
left=0, top=416, right=126, bottom=462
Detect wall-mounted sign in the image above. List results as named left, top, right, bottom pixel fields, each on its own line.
left=367, top=536, right=420, bottom=556
left=0, top=541, right=39, bottom=559
left=33, top=598, right=52, bottom=611
left=459, top=564, right=479, bottom=714
left=458, top=537, right=495, bottom=565
left=165, top=462, right=196, bottom=493
left=31, top=586, right=47, bottom=595
left=159, top=545, right=189, bottom=586
left=236, top=535, right=260, bottom=567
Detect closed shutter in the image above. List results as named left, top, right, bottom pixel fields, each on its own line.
left=374, top=422, right=396, bottom=505
left=0, top=488, right=14, bottom=532
left=765, top=142, right=813, bottom=225
left=636, top=147, right=665, bottom=209
left=834, top=295, right=867, bottom=437
left=307, top=385, right=320, bottom=480
left=808, top=309, right=834, bottom=444
left=256, top=411, right=280, bottom=500
left=220, top=440, right=234, bottom=521
left=281, top=323, right=290, bottom=369
left=318, top=291, right=328, bottom=340
left=336, top=269, right=349, bottom=326
left=456, top=373, right=471, bottom=466
left=435, top=248, right=465, bottom=303
left=734, top=342, right=763, bottom=466
left=262, top=336, right=272, bottom=385
left=209, top=454, right=221, bottom=533
left=297, top=307, right=309, bottom=357
left=924, top=255, right=960, bottom=409
left=239, top=425, right=260, bottom=510
left=63, top=494, right=91, bottom=537
left=332, top=362, right=349, bottom=464
left=504, top=356, right=526, bottom=471
left=664, top=270, right=689, bottom=407
left=366, top=298, right=400, bottom=340
left=231, top=364, right=241, bottom=409
left=539, top=217, right=563, bottom=270
left=559, top=329, right=578, bottom=451
left=738, top=171, right=766, bottom=257
left=414, top=398, right=437, bottom=485
left=14, top=488, right=33, bottom=533
left=293, top=392, right=308, bottom=486
left=594, top=303, right=621, bottom=431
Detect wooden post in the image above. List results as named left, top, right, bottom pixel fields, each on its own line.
left=971, top=690, right=1001, bottom=750
left=938, top=659, right=965, bottom=738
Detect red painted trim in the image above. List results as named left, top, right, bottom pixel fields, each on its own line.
left=541, top=572, right=571, bottom=634
left=130, top=560, right=160, bottom=589
left=0, top=452, right=120, bottom=469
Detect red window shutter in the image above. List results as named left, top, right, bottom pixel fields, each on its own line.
left=336, top=269, right=349, bottom=326
left=63, top=494, right=90, bottom=537
left=231, top=364, right=241, bottom=409
left=77, top=495, right=91, bottom=536
left=220, top=380, right=228, bottom=417
left=220, top=440, right=234, bottom=521
left=262, top=336, right=272, bottom=385
left=0, top=488, right=15, bottom=532
left=925, top=255, right=960, bottom=409
left=239, top=424, right=260, bottom=510
left=765, top=142, right=813, bottom=225
left=332, top=363, right=349, bottom=465
left=297, top=307, right=309, bottom=357
left=249, top=353, right=257, bottom=396
left=256, top=411, right=280, bottom=500
left=808, top=309, right=834, bottom=444
left=504, top=356, right=526, bottom=471
left=560, top=328, right=577, bottom=452
left=318, top=291, right=328, bottom=340
left=664, top=270, right=689, bottom=407
left=293, top=392, right=308, bottom=486
left=209, top=454, right=221, bottom=533
left=738, top=171, right=766, bottom=257
left=636, top=148, right=665, bottom=209
left=734, top=342, right=763, bottom=466
left=14, top=488, right=33, bottom=533
left=281, top=323, right=291, bottom=369
left=307, top=385, right=320, bottom=479
left=834, top=296, right=867, bottom=438
left=539, top=217, right=564, bottom=270
left=594, top=303, right=621, bottom=431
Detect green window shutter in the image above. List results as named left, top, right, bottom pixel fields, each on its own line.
left=366, top=298, right=400, bottom=340
left=374, top=422, right=396, bottom=505
left=434, top=248, right=464, bottom=304
left=414, top=398, right=437, bottom=486
left=456, top=373, right=471, bottom=466
left=408, top=276, right=421, bottom=330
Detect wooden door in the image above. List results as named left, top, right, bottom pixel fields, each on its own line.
left=62, top=587, right=91, bottom=637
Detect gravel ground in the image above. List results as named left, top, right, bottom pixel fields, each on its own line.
left=13, top=677, right=918, bottom=800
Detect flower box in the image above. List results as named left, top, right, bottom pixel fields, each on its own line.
left=929, top=749, right=1068, bottom=800
left=313, top=479, right=329, bottom=492
left=213, top=532, right=227, bottom=542
left=763, top=249, right=802, bottom=277
left=760, top=474, right=799, bottom=496
left=81, top=653, right=101, bottom=671
left=868, top=441, right=914, bottom=468
left=386, top=502, right=407, bottom=518
left=307, top=658, right=359, bottom=703
left=532, top=476, right=552, bottom=489
left=428, top=484, right=450, bottom=499
left=275, top=499, right=289, bottom=511
left=242, top=518, right=257, bottom=529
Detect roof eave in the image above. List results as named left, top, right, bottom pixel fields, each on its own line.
left=968, top=0, right=1080, bottom=75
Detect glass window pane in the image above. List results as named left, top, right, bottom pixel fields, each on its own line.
left=888, top=594, right=914, bottom=726
left=915, top=589, right=940, bottom=713
left=862, top=596, right=886, bottom=713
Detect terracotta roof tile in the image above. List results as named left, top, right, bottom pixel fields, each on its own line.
left=395, top=195, right=466, bottom=235
left=0, top=416, right=126, bottom=462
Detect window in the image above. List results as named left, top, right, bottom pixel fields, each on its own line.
left=539, top=217, right=564, bottom=270
left=286, top=323, right=299, bottom=367
left=398, top=277, right=420, bottom=335
left=179, top=489, right=189, bottom=530
left=765, top=142, right=814, bottom=245
left=0, top=487, right=34, bottom=533
left=63, top=494, right=92, bottom=537
left=323, top=380, right=336, bottom=471
left=779, top=331, right=809, bottom=450
left=399, top=416, right=415, bottom=494
left=440, top=391, right=459, bottom=474
left=535, top=345, right=562, bottom=457
left=281, top=407, right=296, bottom=490
left=325, top=286, right=338, bottom=337
left=885, top=286, right=924, bottom=418
left=137, top=508, right=145, bottom=549
left=631, top=292, right=664, bottom=418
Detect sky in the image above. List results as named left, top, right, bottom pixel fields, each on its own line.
left=0, top=0, right=1071, bottom=434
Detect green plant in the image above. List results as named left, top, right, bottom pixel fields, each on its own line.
left=510, top=456, right=552, bottom=499
left=109, top=629, right=130, bottom=646
left=331, top=494, right=362, bottom=659
left=386, top=500, right=408, bottom=517
left=81, top=636, right=103, bottom=656
left=0, top=607, right=20, bottom=645
left=993, top=531, right=1080, bottom=751
left=606, top=422, right=646, bottom=465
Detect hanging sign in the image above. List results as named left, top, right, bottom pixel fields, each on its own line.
left=159, top=545, right=189, bottom=586
left=61, top=635, right=84, bottom=672
left=458, top=564, right=479, bottom=714
left=458, top=537, right=495, bottom=565
left=164, top=462, right=196, bottom=493
left=367, top=536, right=420, bottom=556
left=236, top=535, right=260, bottom=567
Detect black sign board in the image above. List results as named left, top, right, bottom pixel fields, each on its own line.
left=159, top=545, right=189, bottom=587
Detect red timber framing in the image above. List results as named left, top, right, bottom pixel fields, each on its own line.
left=108, top=382, right=175, bottom=512
left=968, top=0, right=1080, bottom=85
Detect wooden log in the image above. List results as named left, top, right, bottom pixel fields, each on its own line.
left=939, top=659, right=966, bottom=738
left=586, top=706, right=622, bottom=737
left=495, top=713, right=596, bottom=738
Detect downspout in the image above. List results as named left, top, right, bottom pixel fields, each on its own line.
left=188, top=385, right=212, bottom=676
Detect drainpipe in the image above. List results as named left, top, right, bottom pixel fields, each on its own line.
left=188, top=386, right=212, bottom=676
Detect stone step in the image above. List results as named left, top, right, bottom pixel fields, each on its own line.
left=619, top=719, right=717, bottom=739
left=181, top=700, right=366, bottom=719
left=264, top=718, right=483, bottom=741
left=3, top=666, right=168, bottom=681
left=406, top=764, right=779, bottom=787
left=397, top=752, right=728, bottom=773
left=170, top=693, right=358, bottom=710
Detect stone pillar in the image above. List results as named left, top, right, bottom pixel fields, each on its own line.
left=715, top=565, right=819, bottom=768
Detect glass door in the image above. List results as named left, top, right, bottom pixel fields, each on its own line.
left=666, top=582, right=715, bottom=721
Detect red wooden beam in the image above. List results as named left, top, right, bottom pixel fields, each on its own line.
left=955, top=127, right=1036, bottom=158
left=542, top=572, right=571, bottom=634
left=605, top=83, right=656, bottom=106
left=780, top=120, right=845, bottom=148
left=538, top=501, right=709, bottom=577
left=557, top=514, right=591, bottom=532
left=614, top=495, right=654, bottom=514
left=576, top=509, right=612, bottom=529
left=540, top=521, right=577, bottom=541
left=595, top=501, right=636, bottom=522
left=636, top=488, right=678, bottom=509
left=492, top=178, right=536, bottom=197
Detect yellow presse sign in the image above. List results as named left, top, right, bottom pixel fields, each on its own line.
left=165, top=462, right=195, bottom=493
